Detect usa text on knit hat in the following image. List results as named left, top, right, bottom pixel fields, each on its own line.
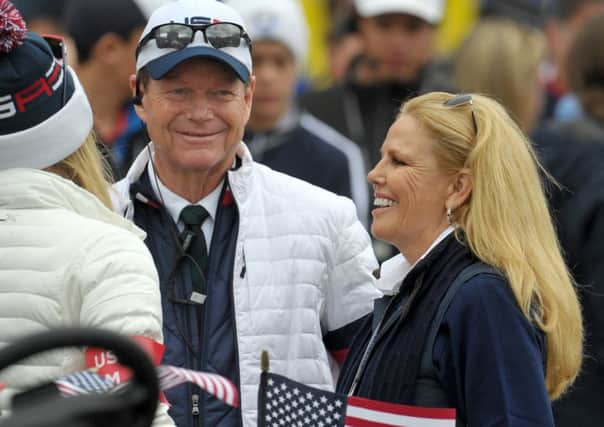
left=136, top=0, right=252, bottom=83
left=0, top=0, right=93, bottom=170
left=226, top=0, right=309, bottom=65
left=354, top=0, right=445, bottom=24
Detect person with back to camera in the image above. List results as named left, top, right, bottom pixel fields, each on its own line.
left=0, top=1, right=173, bottom=424
left=111, top=0, right=381, bottom=426
left=336, top=92, right=583, bottom=426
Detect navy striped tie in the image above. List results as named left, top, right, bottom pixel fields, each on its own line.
left=179, top=205, right=210, bottom=295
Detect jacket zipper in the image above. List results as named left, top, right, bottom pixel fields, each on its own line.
left=192, top=393, right=200, bottom=417
left=196, top=301, right=206, bottom=427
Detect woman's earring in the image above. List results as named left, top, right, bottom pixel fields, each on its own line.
left=446, top=207, right=453, bottom=225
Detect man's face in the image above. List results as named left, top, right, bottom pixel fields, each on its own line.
left=249, top=41, right=297, bottom=131
left=359, top=13, right=435, bottom=82
left=134, top=58, right=254, bottom=178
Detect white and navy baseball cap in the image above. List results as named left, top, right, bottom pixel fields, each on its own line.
left=135, top=0, right=253, bottom=83
left=354, top=0, right=445, bottom=25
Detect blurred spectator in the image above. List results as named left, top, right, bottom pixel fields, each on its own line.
left=301, top=0, right=444, bottom=167
left=532, top=10, right=604, bottom=425
left=566, top=11, right=604, bottom=125
left=452, top=18, right=547, bottom=133
left=543, top=0, right=604, bottom=120
left=226, top=0, right=369, bottom=226
left=62, top=0, right=163, bottom=179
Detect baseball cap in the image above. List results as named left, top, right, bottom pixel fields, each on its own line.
left=226, top=0, right=308, bottom=65
left=354, top=0, right=445, bottom=24
left=136, top=0, right=253, bottom=83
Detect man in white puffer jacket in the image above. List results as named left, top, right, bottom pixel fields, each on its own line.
left=111, top=1, right=381, bottom=426
left=0, top=9, right=174, bottom=425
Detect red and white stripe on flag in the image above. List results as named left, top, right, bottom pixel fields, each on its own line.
left=345, top=396, right=456, bottom=427
left=158, top=365, right=239, bottom=408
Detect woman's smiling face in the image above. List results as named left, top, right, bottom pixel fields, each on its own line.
left=368, top=114, right=454, bottom=261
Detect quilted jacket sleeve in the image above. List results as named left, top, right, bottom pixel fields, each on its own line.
left=67, top=226, right=174, bottom=427
left=322, top=197, right=380, bottom=357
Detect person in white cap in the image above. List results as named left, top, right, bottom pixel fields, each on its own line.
left=226, top=0, right=370, bottom=227
left=111, top=1, right=380, bottom=426
left=0, top=2, right=173, bottom=425
left=302, top=0, right=445, bottom=262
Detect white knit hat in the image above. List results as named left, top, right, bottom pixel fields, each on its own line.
left=226, top=0, right=309, bottom=65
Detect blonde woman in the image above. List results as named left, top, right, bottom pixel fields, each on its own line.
left=453, top=19, right=547, bottom=133
left=337, top=92, right=582, bottom=426
left=0, top=8, right=173, bottom=425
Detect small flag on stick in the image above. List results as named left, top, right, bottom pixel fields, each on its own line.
left=257, top=369, right=455, bottom=426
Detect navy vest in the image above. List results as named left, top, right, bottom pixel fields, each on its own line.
left=130, top=170, right=242, bottom=427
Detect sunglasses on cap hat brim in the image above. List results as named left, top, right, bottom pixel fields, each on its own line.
left=135, top=22, right=252, bottom=58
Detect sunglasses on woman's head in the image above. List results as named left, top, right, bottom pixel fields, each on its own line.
left=444, top=94, right=478, bottom=135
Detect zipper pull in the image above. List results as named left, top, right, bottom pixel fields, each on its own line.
left=192, top=393, right=200, bottom=416
left=240, top=247, right=246, bottom=278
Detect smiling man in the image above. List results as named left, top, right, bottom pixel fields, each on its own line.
left=111, top=1, right=380, bottom=426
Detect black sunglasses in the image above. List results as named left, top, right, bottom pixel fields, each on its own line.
left=43, top=35, right=67, bottom=107
left=136, top=22, right=252, bottom=58
left=444, top=94, right=478, bottom=135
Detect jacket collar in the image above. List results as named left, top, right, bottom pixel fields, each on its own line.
left=0, top=168, right=145, bottom=239
left=111, top=141, right=255, bottom=220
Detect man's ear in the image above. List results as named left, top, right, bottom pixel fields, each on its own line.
left=446, top=168, right=472, bottom=211
left=130, top=74, right=145, bottom=120
left=243, top=75, right=256, bottom=122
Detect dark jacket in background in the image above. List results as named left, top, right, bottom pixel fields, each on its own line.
left=532, top=118, right=604, bottom=426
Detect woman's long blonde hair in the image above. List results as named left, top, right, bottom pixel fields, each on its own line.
left=402, top=92, right=582, bottom=400
left=45, top=131, right=113, bottom=208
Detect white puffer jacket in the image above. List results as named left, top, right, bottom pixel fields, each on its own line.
left=112, top=143, right=381, bottom=427
left=0, top=169, right=173, bottom=426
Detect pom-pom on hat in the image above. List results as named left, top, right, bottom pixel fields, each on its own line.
left=0, top=0, right=93, bottom=170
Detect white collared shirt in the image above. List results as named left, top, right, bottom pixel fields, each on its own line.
left=376, top=226, right=455, bottom=296
left=146, top=160, right=223, bottom=251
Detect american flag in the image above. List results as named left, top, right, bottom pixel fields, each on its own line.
left=53, top=365, right=238, bottom=408
left=257, top=372, right=456, bottom=427
left=55, top=371, right=115, bottom=396
left=158, top=365, right=238, bottom=407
